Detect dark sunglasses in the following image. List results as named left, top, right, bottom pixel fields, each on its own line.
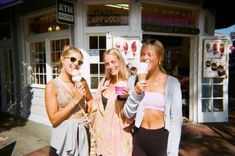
left=66, top=57, right=83, bottom=65
left=142, top=39, right=157, bottom=44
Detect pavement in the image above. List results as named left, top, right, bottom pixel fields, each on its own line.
left=0, top=99, right=235, bottom=156
left=0, top=113, right=51, bottom=156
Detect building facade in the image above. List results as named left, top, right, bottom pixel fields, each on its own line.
left=0, top=0, right=229, bottom=125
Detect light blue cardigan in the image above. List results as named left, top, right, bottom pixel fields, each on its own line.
left=123, top=75, right=183, bottom=156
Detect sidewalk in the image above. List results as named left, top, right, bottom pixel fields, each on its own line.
left=0, top=113, right=51, bottom=156
left=179, top=99, right=235, bottom=156
left=0, top=107, right=235, bottom=156
left=180, top=121, right=235, bottom=156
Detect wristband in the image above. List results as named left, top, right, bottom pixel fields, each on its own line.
left=70, top=101, right=77, bottom=109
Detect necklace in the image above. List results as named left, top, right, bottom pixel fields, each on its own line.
left=58, top=76, right=74, bottom=84
left=58, top=77, right=75, bottom=96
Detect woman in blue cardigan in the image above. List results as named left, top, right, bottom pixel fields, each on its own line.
left=123, top=39, right=182, bottom=156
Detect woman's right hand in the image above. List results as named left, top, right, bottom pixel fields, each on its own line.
left=134, top=80, right=147, bottom=95
left=73, top=82, right=85, bottom=102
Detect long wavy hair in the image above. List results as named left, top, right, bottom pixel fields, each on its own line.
left=103, top=48, right=130, bottom=81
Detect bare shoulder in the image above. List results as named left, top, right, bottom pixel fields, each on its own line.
left=45, top=80, right=57, bottom=93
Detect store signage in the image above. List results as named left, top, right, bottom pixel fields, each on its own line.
left=56, top=0, right=74, bottom=25
left=87, top=5, right=128, bottom=26
left=203, top=38, right=228, bottom=78
left=142, top=3, right=196, bottom=28
left=142, top=24, right=200, bottom=35
left=141, top=3, right=199, bottom=35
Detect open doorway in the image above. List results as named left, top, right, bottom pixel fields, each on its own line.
left=143, top=35, right=190, bottom=117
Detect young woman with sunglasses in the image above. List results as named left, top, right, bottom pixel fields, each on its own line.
left=92, top=48, right=133, bottom=156
left=45, top=45, right=93, bottom=156
left=123, top=39, right=182, bottom=156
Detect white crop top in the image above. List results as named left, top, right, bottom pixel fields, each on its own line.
left=142, top=92, right=165, bottom=111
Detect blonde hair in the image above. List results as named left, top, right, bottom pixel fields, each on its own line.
left=103, top=48, right=130, bottom=80
left=141, top=39, right=166, bottom=73
left=60, top=45, right=83, bottom=68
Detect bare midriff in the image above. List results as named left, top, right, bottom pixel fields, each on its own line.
left=141, top=109, right=165, bottom=129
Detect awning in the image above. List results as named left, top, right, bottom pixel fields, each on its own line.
left=203, top=0, right=234, bottom=29
left=0, top=0, right=234, bottom=29
left=0, top=0, right=23, bottom=10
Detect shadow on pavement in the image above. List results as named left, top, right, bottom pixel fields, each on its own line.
left=180, top=98, right=235, bottom=156
left=180, top=124, right=235, bottom=156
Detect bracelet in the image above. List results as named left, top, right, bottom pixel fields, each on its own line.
left=70, top=101, right=77, bottom=109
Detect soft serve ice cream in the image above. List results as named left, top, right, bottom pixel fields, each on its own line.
left=137, top=62, right=148, bottom=82
left=71, top=69, right=82, bottom=83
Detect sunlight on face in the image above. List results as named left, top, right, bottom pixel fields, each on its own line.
left=104, top=54, right=120, bottom=76
left=63, top=50, right=83, bottom=73
left=140, top=45, right=161, bottom=71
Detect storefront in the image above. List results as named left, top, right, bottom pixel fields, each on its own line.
left=0, top=0, right=229, bottom=125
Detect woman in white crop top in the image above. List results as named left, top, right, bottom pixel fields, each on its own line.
left=45, top=45, right=93, bottom=156
left=123, top=39, right=182, bottom=156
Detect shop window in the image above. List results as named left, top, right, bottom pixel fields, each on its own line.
left=87, top=4, right=129, bottom=26
left=202, top=98, right=223, bottom=112
left=89, top=35, right=106, bottom=89
left=51, top=39, right=70, bottom=79
left=29, top=38, right=69, bottom=85
left=30, top=41, right=46, bottom=84
left=28, top=12, right=69, bottom=35
left=201, top=78, right=224, bottom=112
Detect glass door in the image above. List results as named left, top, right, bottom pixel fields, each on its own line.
left=199, top=78, right=228, bottom=122
left=198, top=37, right=229, bottom=123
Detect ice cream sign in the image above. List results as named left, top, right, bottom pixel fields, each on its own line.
left=203, top=38, right=228, bottom=78
left=113, top=36, right=141, bottom=70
